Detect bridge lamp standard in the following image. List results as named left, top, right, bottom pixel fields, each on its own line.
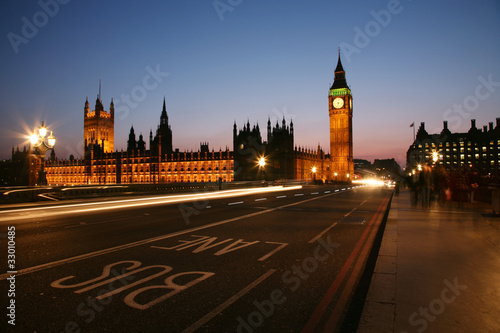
left=257, top=156, right=267, bottom=182
left=30, top=121, right=56, bottom=185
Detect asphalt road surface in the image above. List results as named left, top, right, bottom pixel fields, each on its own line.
left=0, top=184, right=392, bottom=332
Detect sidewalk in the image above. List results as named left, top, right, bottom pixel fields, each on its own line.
left=357, top=189, right=500, bottom=333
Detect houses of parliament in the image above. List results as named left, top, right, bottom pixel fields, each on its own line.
left=20, top=55, right=355, bottom=185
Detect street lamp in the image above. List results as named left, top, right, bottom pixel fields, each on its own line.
left=258, top=157, right=266, bottom=168
left=432, top=151, right=440, bottom=165
left=257, top=156, right=266, bottom=182
left=30, top=121, right=56, bottom=185
left=312, top=166, right=317, bottom=183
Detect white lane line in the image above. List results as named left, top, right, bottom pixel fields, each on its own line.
left=37, top=194, right=59, bottom=201
left=294, top=193, right=304, bottom=196
left=344, top=208, right=357, bottom=217
left=258, top=242, right=289, bottom=261
left=311, top=192, right=319, bottom=195
left=206, top=206, right=211, bottom=209
left=228, top=201, right=244, bottom=206
left=324, top=191, right=331, bottom=194
left=359, top=195, right=373, bottom=206
left=182, top=269, right=277, bottom=333
left=276, top=195, right=286, bottom=198
left=255, top=198, right=267, bottom=202
left=309, top=206, right=358, bottom=243
left=342, top=188, right=346, bottom=191
left=335, top=190, right=339, bottom=192
left=309, top=222, right=338, bottom=244
left=0, top=189, right=340, bottom=280
left=65, top=216, right=138, bottom=229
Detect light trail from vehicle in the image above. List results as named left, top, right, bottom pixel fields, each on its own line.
left=0, top=186, right=302, bottom=222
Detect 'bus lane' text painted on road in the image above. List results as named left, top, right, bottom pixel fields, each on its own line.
left=51, top=260, right=214, bottom=310
left=150, top=234, right=288, bottom=261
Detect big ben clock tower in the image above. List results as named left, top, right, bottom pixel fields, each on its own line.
left=329, top=52, right=353, bottom=182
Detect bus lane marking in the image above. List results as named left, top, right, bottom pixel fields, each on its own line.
left=257, top=242, right=288, bottom=261
left=151, top=235, right=288, bottom=261
left=51, top=260, right=214, bottom=311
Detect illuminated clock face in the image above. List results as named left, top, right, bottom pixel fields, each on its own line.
left=349, top=98, right=352, bottom=109
left=333, top=97, right=344, bottom=109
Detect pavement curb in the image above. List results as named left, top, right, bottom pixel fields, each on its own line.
left=356, top=198, right=398, bottom=332
left=339, top=189, right=394, bottom=332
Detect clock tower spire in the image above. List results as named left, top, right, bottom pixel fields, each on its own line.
left=329, top=52, right=353, bottom=182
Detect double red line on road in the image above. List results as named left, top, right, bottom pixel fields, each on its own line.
left=302, top=191, right=393, bottom=332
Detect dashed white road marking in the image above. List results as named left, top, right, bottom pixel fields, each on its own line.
left=276, top=195, right=286, bottom=198
left=344, top=207, right=357, bottom=217
left=294, top=193, right=304, bottom=196
left=311, top=192, right=319, bottom=195
left=182, top=269, right=277, bottom=333
left=228, top=201, right=243, bottom=206
left=255, top=198, right=267, bottom=202
left=310, top=222, right=338, bottom=243
left=324, top=191, right=331, bottom=194
left=64, top=216, right=138, bottom=229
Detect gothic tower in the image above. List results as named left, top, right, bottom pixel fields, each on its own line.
left=83, top=81, right=114, bottom=155
left=329, top=52, right=353, bottom=182
left=158, top=97, right=173, bottom=155
left=150, top=97, right=173, bottom=157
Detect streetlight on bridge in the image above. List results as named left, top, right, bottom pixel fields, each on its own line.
left=257, top=156, right=267, bottom=182
left=30, top=121, right=56, bottom=185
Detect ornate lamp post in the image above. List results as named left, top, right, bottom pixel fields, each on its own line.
left=258, top=156, right=266, bottom=181
left=312, top=166, right=317, bottom=183
left=30, top=121, right=56, bottom=185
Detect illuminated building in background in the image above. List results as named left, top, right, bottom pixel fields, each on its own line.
left=406, top=119, right=500, bottom=180
left=84, top=82, right=114, bottom=153
left=328, top=53, right=354, bottom=182
left=233, top=117, right=329, bottom=181
left=44, top=54, right=355, bottom=185
left=47, top=99, right=233, bottom=185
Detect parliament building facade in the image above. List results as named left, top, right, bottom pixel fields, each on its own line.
left=40, top=56, right=354, bottom=186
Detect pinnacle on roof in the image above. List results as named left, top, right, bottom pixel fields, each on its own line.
left=161, top=96, right=167, bottom=117
left=330, top=51, right=349, bottom=90
left=334, top=49, right=345, bottom=73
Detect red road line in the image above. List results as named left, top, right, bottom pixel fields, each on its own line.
left=322, top=192, right=391, bottom=331
left=301, top=192, right=391, bottom=332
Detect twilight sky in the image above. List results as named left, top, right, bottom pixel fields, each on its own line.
left=1, top=0, right=499, bottom=166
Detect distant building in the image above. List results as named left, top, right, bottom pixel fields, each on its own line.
left=84, top=84, right=114, bottom=154
left=1, top=146, right=41, bottom=186
left=372, top=158, right=402, bottom=178
left=354, top=159, right=372, bottom=169
left=233, top=117, right=329, bottom=181
left=28, top=55, right=355, bottom=185
left=47, top=97, right=233, bottom=185
left=329, top=53, right=354, bottom=182
left=406, top=119, right=500, bottom=180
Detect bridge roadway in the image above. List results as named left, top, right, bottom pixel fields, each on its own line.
left=0, top=184, right=392, bottom=332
